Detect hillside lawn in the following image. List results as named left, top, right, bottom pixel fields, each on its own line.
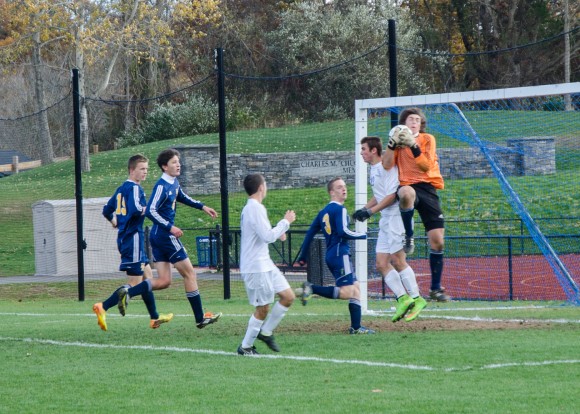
left=0, top=114, right=579, bottom=276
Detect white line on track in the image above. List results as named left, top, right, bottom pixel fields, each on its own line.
left=1, top=336, right=579, bottom=372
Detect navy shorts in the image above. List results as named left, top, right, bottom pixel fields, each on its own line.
left=118, top=233, right=149, bottom=276
left=325, top=254, right=357, bottom=287
left=150, top=232, right=189, bottom=264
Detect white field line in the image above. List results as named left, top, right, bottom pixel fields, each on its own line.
left=1, top=310, right=579, bottom=324
left=2, top=336, right=579, bottom=372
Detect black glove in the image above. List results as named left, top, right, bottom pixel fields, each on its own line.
left=352, top=208, right=372, bottom=222
left=387, top=136, right=398, bottom=151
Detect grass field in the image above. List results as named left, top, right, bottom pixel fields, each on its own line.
left=1, top=280, right=579, bottom=413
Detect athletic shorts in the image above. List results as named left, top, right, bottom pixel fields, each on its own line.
left=150, top=232, right=189, bottom=264
left=325, top=254, right=357, bottom=287
left=376, top=214, right=405, bottom=254
left=118, top=233, right=149, bottom=276
left=242, top=268, right=291, bottom=307
left=410, top=182, right=444, bottom=232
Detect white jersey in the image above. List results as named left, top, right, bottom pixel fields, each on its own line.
left=370, top=162, right=399, bottom=217
left=240, top=198, right=289, bottom=273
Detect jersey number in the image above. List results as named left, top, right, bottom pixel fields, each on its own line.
left=322, top=213, right=332, bottom=235
left=115, top=193, right=127, bottom=216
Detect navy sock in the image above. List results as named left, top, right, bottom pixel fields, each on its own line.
left=140, top=280, right=159, bottom=320
left=128, top=280, right=149, bottom=298
left=430, top=250, right=444, bottom=290
left=348, top=299, right=362, bottom=330
left=400, top=208, right=415, bottom=237
left=186, top=290, right=204, bottom=323
left=312, top=285, right=339, bottom=299
left=102, top=286, right=127, bottom=311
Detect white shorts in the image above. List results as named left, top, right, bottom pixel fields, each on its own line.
left=242, top=268, right=291, bottom=307
left=376, top=214, right=405, bottom=255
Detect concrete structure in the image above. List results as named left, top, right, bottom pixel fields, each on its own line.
left=32, top=197, right=118, bottom=276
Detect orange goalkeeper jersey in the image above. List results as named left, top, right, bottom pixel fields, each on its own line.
left=394, top=132, right=444, bottom=189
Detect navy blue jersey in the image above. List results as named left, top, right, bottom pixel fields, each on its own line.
left=146, top=173, right=204, bottom=235
left=103, top=180, right=147, bottom=245
left=299, top=201, right=366, bottom=263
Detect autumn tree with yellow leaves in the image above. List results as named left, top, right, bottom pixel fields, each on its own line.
left=0, top=0, right=221, bottom=171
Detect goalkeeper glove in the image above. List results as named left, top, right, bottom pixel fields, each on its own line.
left=387, top=136, right=398, bottom=151
left=387, top=126, right=405, bottom=150
left=398, top=130, right=422, bottom=157
left=352, top=208, right=372, bottom=222
left=397, top=129, right=416, bottom=147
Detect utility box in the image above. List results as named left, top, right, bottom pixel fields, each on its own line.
left=32, top=198, right=119, bottom=276
left=196, top=236, right=218, bottom=267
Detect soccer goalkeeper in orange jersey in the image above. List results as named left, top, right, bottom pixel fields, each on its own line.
left=383, top=107, right=450, bottom=302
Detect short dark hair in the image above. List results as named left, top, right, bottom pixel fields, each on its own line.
left=361, top=136, right=382, bottom=155
left=157, top=149, right=180, bottom=170
left=327, top=176, right=343, bottom=193
left=128, top=154, right=148, bottom=171
left=399, top=107, right=427, bottom=132
left=243, top=173, right=265, bottom=196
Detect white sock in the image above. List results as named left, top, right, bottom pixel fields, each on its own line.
left=384, top=269, right=407, bottom=298
left=260, top=302, right=289, bottom=335
left=399, top=266, right=420, bottom=298
left=241, top=315, right=263, bottom=349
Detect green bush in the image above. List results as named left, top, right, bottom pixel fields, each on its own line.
left=116, top=95, right=259, bottom=148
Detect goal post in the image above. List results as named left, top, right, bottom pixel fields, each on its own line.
left=355, top=83, right=580, bottom=313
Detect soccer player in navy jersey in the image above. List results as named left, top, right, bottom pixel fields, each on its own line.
left=118, top=148, right=222, bottom=329
left=297, top=177, right=375, bottom=334
left=93, top=154, right=173, bottom=331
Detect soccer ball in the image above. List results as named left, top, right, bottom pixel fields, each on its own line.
left=388, top=125, right=414, bottom=147
left=388, top=124, right=412, bottom=139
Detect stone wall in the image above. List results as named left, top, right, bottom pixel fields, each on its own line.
left=438, top=137, right=555, bottom=179
left=175, top=137, right=555, bottom=195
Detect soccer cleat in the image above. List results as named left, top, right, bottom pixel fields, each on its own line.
left=150, top=313, right=174, bottom=329
left=348, top=326, right=376, bottom=335
left=403, top=236, right=415, bottom=255
left=405, top=297, right=427, bottom=322
left=92, top=302, right=107, bottom=331
left=196, top=311, right=222, bottom=329
left=392, top=294, right=415, bottom=322
left=237, top=345, right=259, bottom=356
left=429, top=288, right=451, bottom=302
left=301, top=281, right=313, bottom=306
left=117, top=287, right=129, bottom=316
left=257, top=332, right=280, bottom=352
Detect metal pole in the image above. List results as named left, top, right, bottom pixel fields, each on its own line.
left=388, top=19, right=398, bottom=127
left=215, top=48, right=231, bottom=299
left=508, top=237, right=513, bottom=301
left=72, top=68, right=85, bottom=301
left=564, top=0, right=572, bottom=111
